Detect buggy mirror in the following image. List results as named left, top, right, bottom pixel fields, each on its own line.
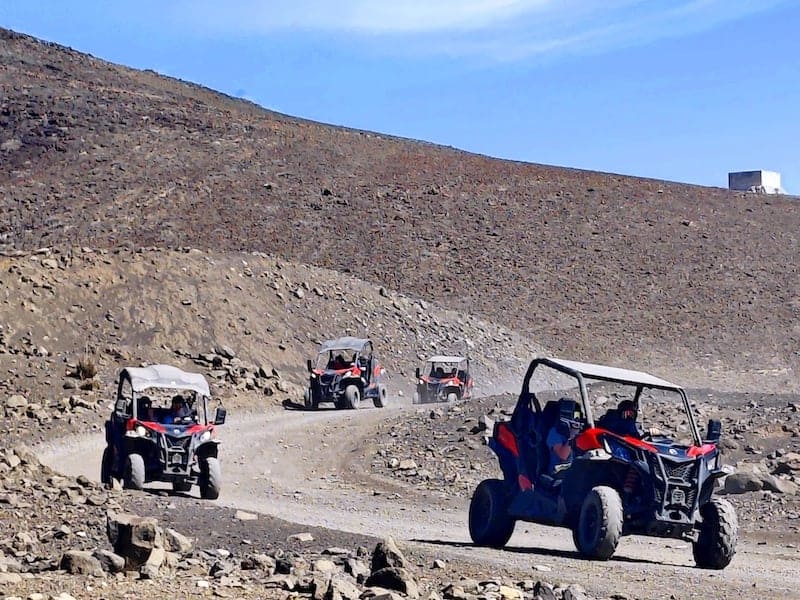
left=307, top=359, right=313, bottom=373
left=214, top=407, right=227, bottom=425
left=415, top=367, right=420, bottom=379
left=704, top=418, right=722, bottom=443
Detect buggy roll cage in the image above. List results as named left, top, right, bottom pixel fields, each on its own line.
left=520, top=357, right=702, bottom=446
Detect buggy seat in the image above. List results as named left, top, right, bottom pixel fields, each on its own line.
left=509, top=396, right=563, bottom=486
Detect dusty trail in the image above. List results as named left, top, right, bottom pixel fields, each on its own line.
left=39, top=404, right=800, bottom=600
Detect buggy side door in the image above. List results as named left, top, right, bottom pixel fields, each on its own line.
left=360, top=343, right=374, bottom=384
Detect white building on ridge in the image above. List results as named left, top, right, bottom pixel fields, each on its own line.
left=728, top=170, right=785, bottom=194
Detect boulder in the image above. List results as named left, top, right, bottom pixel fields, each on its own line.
left=327, top=574, right=362, bottom=600
left=240, top=553, right=276, bottom=573
left=313, top=558, right=337, bottom=573
left=761, top=475, right=798, bottom=495
left=723, top=472, right=763, bottom=494
left=365, top=567, right=419, bottom=599
left=774, top=452, right=800, bottom=475
left=164, top=528, right=193, bottom=554
left=533, top=581, right=558, bottom=600
left=92, top=549, right=126, bottom=574
left=59, top=550, right=104, bottom=577
left=371, top=537, right=408, bottom=572
left=140, top=546, right=166, bottom=579
left=106, top=511, right=164, bottom=569
left=344, top=557, right=370, bottom=583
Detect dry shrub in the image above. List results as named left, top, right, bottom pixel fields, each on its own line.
left=76, top=354, right=97, bottom=380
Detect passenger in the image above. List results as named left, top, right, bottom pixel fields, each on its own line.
left=330, top=354, right=346, bottom=370
left=546, top=398, right=582, bottom=477
left=137, top=396, right=154, bottom=421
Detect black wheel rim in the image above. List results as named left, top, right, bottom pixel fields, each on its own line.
left=473, top=489, right=492, bottom=536
left=583, top=503, right=599, bottom=544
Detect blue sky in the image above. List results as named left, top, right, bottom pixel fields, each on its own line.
left=2, top=1, right=798, bottom=190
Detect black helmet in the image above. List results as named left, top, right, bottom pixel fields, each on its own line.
left=558, top=397, right=580, bottom=418
left=618, top=400, right=636, bottom=420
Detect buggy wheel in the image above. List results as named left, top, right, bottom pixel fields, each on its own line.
left=123, top=453, right=145, bottom=491
left=469, top=479, right=515, bottom=548
left=412, top=391, right=420, bottom=404
left=303, top=388, right=316, bottom=410
left=446, top=392, right=458, bottom=403
left=172, top=479, right=193, bottom=493
left=200, top=457, right=222, bottom=500
left=693, top=498, right=738, bottom=569
left=373, top=385, right=387, bottom=408
left=343, top=385, right=361, bottom=409
left=100, top=446, right=114, bottom=488
left=573, top=486, right=623, bottom=560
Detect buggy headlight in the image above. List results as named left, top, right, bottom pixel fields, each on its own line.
left=200, top=430, right=212, bottom=443
left=605, top=437, right=633, bottom=462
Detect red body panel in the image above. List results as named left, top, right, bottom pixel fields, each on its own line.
left=687, top=443, right=716, bottom=457
left=126, top=418, right=212, bottom=436
left=496, top=423, right=520, bottom=457
left=575, top=427, right=657, bottom=453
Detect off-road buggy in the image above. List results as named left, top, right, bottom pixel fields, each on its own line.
left=469, top=357, right=737, bottom=569
left=101, top=365, right=227, bottom=499
left=412, top=355, right=473, bottom=404
left=304, top=337, right=388, bottom=410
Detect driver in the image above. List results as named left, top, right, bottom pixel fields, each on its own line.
left=164, top=394, right=191, bottom=424
left=598, top=400, right=642, bottom=438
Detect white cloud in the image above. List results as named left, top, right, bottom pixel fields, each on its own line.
left=173, top=0, right=790, bottom=61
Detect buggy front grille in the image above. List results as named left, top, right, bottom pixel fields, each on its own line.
left=664, top=460, right=697, bottom=482
left=166, top=435, right=191, bottom=452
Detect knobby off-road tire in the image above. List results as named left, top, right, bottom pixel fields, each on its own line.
left=412, top=391, right=420, bottom=404
left=172, top=479, right=193, bottom=493
left=100, top=446, right=114, bottom=488
left=469, top=479, right=515, bottom=548
left=200, top=457, right=222, bottom=500
left=446, top=392, right=458, bottom=403
left=573, top=485, right=623, bottom=560
left=693, top=498, right=738, bottom=569
left=123, top=453, right=145, bottom=491
left=373, top=385, right=387, bottom=408
left=303, top=388, right=317, bottom=410
left=344, top=385, right=361, bottom=410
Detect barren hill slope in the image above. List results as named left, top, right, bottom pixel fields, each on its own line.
left=1, top=28, right=798, bottom=383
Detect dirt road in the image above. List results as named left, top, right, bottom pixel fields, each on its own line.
left=39, top=404, right=800, bottom=600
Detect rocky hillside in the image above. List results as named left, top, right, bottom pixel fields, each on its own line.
left=1, top=28, right=798, bottom=387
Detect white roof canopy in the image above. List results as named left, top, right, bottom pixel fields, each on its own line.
left=318, top=337, right=371, bottom=353
left=426, top=355, right=465, bottom=363
left=122, top=365, right=211, bottom=396
left=540, top=358, right=681, bottom=391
